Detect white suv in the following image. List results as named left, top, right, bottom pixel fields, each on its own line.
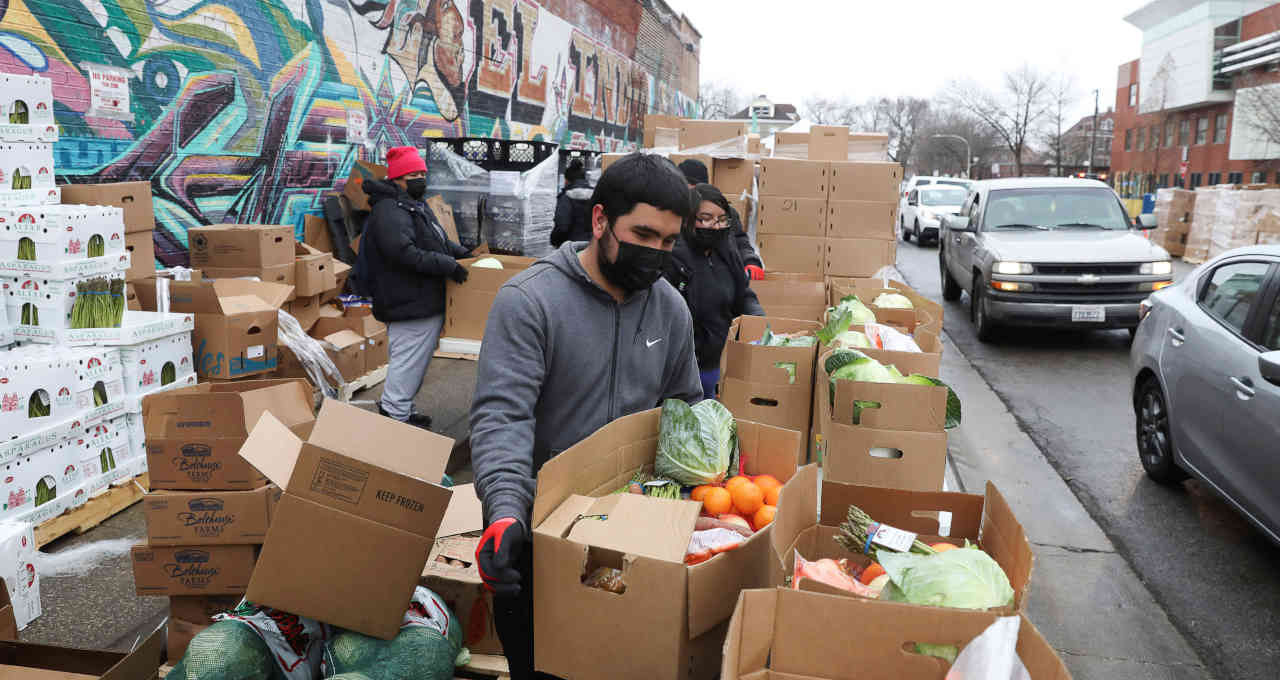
left=899, top=176, right=973, bottom=234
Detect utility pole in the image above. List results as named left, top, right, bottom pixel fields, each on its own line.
left=1088, top=89, right=1100, bottom=175
left=932, top=134, right=971, bottom=179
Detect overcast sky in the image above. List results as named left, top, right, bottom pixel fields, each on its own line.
left=682, top=0, right=1152, bottom=121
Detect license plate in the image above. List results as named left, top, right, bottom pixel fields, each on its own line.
left=1071, top=305, right=1106, bottom=322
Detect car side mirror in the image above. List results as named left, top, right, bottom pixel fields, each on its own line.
left=1137, top=213, right=1157, bottom=229
left=1260, top=351, right=1280, bottom=387
left=907, top=198, right=918, bottom=206
left=944, top=215, right=972, bottom=232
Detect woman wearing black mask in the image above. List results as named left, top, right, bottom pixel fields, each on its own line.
left=666, top=183, right=765, bottom=399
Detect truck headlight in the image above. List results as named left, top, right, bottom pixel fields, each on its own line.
left=919, top=209, right=936, bottom=221
left=1141, top=261, right=1173, bottom=276
left=993, top=261, right=1033, bottom=275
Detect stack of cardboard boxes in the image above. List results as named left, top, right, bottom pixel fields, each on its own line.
left=60, top=181, right=157, bottom=287
left=132, top=378, right=316, bottom=661
left=1151, top=187, right=1195, bottom=258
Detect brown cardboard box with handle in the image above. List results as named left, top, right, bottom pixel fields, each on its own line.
left=444, top=255, right=536, bottom=340
left=60, top=181, right=156, bottom=234
left=123, top=231, right=155, bottom=281
left=721, top=588, right=1069, bottom=680
left=828, top=161, right=903, bottom=202
left=750, top=273, right=826, bottom=323
left=293, top=242, right=336, bottom=297
left=143, top=485, right=281, bottom=545
left=827, top=278, right=942, bottom=336
left=343, top=161, right=387, bottom=212
left=678, top=121, right=747, bottom=150
left=142, top=379, right=315, bottom=490
left=188, top=225, right=293, bottom=268
left=826, top=200, right=899, bottom=240
left=320, top=329, right=366, bottom=381
left=167, top=595, right=243, bottom=663
left=131, top=543, right=257, bottom=596
left=757, top=234, right=825, bottom=275
left=818, top=348, right=948, bottom=433
left=240, top=398, right=455, bottom=639
left=756, top=197, right=827, bottom=238
left=769, top=465, right=1034, bottom=614
left=824, top=238, right=896, bottom=278
left=0, top=583, right=15, bottom=641
left=0, top=626, right=164, bottom=680
left=808, top=125, right=851, bottom=162
left=758, top=159, right=829, bottom=199
left=531, top=409, right=802, bottom=680
left=718, top=316, right=821, bottom=447
left=420, top=484, right=504, bottom=655
left=712, top=158, right=754, bottom=198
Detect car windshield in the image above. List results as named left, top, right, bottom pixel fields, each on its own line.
left=921, top=188, right=968, bottom=206
left=984, top=187, right=1130, bottom=231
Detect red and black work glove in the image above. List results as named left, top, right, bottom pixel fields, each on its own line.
left=745, top=265, right=765, bottom=281
left=476, top=517, right=525, bottom=598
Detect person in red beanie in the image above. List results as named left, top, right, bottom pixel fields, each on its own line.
left=359, top=146, right=470, bottom=429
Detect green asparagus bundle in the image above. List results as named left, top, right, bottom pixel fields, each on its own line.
left=92, top=381, right=108, bottom=407
left=109, top=278, right=124, bottom=326
left=836, top=503, right=938, bottom=556
left=34, top=478, right=54, bottom=506
left=70, top=278, right=123, bottom=328
left=20, top=302, right=38, bottom=326
left=161, top=362, right=176, bottom=386
left=28, top=390, right=50, bottom=418
left=99, top=447, right=115, bottom=472
left=643, top=478, right=681, bottom=500
left=87, top=234, right=105, bottom=258
left=16, top=236, right=35, bottom=260
left=10, top=102, right=28, bottom=124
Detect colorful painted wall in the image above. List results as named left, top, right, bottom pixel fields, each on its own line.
left=0, top=0, right=699, bottom=265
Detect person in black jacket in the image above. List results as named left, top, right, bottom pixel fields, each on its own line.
left=361, top=146, right=470, bottom=429
left=676, top=158, right=765, bottom=281
left=550, top=159, right=593, bottom=247
left=666, top=183, right=765, bottom=399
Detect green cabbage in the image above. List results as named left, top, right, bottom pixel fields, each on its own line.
left=472, top=257, right=504, bottom=269
left=757, top=325, right=816, bottom=347
left=655, top=399, right=737, bottom=485
left=832, top=329, right=871, bottom=349
left=825, top=351, right=962, bottom=428
left=817, top=296, right=876, bottom=345
left=873, top=292, right=914, bottom=309
left=878, top=546, right=1014, bottom=610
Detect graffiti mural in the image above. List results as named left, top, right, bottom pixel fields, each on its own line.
left=0, top=0, right=691, bottom=264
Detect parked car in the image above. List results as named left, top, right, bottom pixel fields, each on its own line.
left=1129, top=245, right=1280, bottom=544
left=899, top=176, right=973, bottom=234
left=938, top=177, right=1172, bottom=341
left=901, top=184, right=969, bottom=245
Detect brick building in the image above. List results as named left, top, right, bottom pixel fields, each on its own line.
left=1111, top=0, right=1280, bottom=198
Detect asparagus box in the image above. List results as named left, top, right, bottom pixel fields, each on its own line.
left=66, top=347, right=126, bottom=427
left=117, top=331, right=195, bottom=397
left=1, top=75, right=54, bottom=125
left=0, top=438, right=82, bottom=524
left=75, top=416, right=131, bottom=496
left=0, top=206, right=127, bottom=275
left=0, top=345, right=79, bottom=462
left=63, top=310, right=194, bottom=348
left=0, top=521, right=40, bottom=631
left=59, top=181, right=156, bottom=234
left=3, top=273, right=129, bottom=344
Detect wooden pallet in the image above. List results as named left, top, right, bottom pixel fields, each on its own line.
left=456, top=653, right=510, bottom=679
left=35, top=472, right=149, bottom=547
left=338, top=364, right=388, bottom=401
left=434, top=350, right=479, bottom=361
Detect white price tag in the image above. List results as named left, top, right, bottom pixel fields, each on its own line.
left=871, top=523, right=917, bottom=553
left=247, top=345, right=264, bottom=359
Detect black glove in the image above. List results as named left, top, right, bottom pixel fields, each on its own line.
left=476, top=517, right=524, bottom=597
left=450, top=263, right=469, bottom=284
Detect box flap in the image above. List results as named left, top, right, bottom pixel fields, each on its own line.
left=721, top=589, right=778, bottom=680
left=981, top=482, right=1034, bottom=610
left=323, top=329, right=365, bottom=350
left=831, top=379, right=946, bottom=433
left=819, top=481, right=985, bottom=539
left=437, top=483, right=483, bottom=537
left=308, top=399, right=452, bottom=484
left=770, top=464, right=819, bottom=569
left=238, top=411, right=306, bottom=488
left=142, top=379, right=314, bottom=438
left=565, top=494, right=699, bottom=563
left=212, top=278, right=293, bottom=310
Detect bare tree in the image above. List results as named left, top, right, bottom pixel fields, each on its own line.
left=698, top=82, right=744, bottom=120
left=1140, top=54, right=1176, bottom=189
left=802, top=95, right=858, bottom=126
left=1041, top=75, right=1077, bottom=176
left=917, top=108, right=1001, bottom=178
left=945, top=64, right=1053, bottom=176
left=874, top=97, right=931, bottom=170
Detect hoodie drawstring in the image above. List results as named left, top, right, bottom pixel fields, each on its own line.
left=634, top=289, right=652, bottom=344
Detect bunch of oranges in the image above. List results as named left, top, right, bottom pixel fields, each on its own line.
left=691, top=474, right=782, bottom=531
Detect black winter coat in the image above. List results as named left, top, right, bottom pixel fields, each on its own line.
left=550, top=179, right=594, bottom=247
left=727, top=203, right=763, bottom=269
left=665, top=233, right=765, bottom=370
left=361, top=179, right=470, bottom=323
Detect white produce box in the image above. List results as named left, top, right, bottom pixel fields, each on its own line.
left=0, top=520, right=39, bottom=629
left=0, top=436, right=81, bottom=524
left=0, top=205, right=127, bottom=276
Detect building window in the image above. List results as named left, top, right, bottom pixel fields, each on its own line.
left=1124, top=129, right=1132, bottom=151
left=1252, top=171, right=1267, bottom=184
left=1159, top=173, right=1170, bottom=187
left=1164, top=120, right=1174, bottom=147
left=1129, top=83, right=1138, bottom=107
left=1179, top=119, right=1189, bottom=146
left=1208, top=172, right=1222, bottom=185
left=1196, top=117, right=1209, bottom=145
left=1175, top=174, right=1185, bottom=187
left=1214, top=113, right=1228, bottom=144
left=1228, top=172, right=1243, bottom=185
left=1137, top=128, right=1145, bottom=151
left=1190, top=172, right=1203, bottom=188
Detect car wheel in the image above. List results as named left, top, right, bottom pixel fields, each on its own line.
left=940, top=251, right=962, bottom=301
left=913, top=220, right=921, bottom=244
left=1136, top=379, right=1188, bottom=485
left=901, top=220, right=912, bottom=242
left=971, top=280, right=998, bottom=342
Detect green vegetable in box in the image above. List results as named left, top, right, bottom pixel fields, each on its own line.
left=654, top=398, right=736, bottom=486
left=824, top=349, right=961, bottom=429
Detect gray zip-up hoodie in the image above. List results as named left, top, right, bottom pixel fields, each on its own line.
left=470, top=242, right=703, bottom=528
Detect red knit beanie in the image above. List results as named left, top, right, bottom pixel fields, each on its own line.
left=386, top=146, right=427, bottom=179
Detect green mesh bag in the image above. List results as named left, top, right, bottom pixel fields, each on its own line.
left=166, top=620, right=287, bottom=680
left=322, top=587, right=464, bottom=680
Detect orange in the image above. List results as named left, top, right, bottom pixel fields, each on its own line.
left=690, top=485, right=716, bottom=503
left=725, top=476, right=751, bottom=494
left=763, top=485, right=781, bottom=506
left=731, top=481, right=764, bottom=517
left=702, top=487, right=733, bottom=516
left=930, top=542, right=959, bottom=552
left=753, top=474, right=783, bottom=495
left=859, top=562, right=886, bottom=586
left=753, top=504, right=777, bottom=531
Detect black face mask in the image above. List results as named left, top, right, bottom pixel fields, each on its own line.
left=405, top=177, right=427, bottom=200
left=597, top=226, right=670, bottom=294
left=691, top=226, right=729, bottom=250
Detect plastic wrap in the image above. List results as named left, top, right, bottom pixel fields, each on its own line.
left=277, top=308, right=345, bottom=398
left=484, top=153, right=558, bottom=258
left=425, top=145, right=490, bottom=249
left=1208, top=189, right=1249, bottom=259
left=1185, top=187, right=1221, bottom=263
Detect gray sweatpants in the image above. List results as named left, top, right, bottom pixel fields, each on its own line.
left=380, top=314, right=445, bottom=421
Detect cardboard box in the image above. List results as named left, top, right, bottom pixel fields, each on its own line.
left=321, top=329, right=366, bottom=381
left=531, top=409, right=802, bottom=680
left=142, top=379, right=315, bottom=490
left=820, top=424, right=947, bottom=491
left=364, top=330, right=388, bottom=373
left=0, top=626, right=164, bottom=680
left=679, top=121, right=748, bottom=151
left=719, top=316, right=821, bottom=443
left=134, top=278, right=293, bottom=380
left=0, top=582, right=16, bottom=640
left=756, top=197, right=827, bottom=237
left=808, top=125, right=851, bottom=162
left=124, top=283, right=140, bottom=311
left=758, top=159, right=828, bottom=199
left=819, top=348, right=948, bottom=433
left=770, top=466, right=1034, bottom=614
left=122, top=231, right=154, bottom=281
left=202, top=263, right=295, bottom=292
left=826, top=200, right=898, bottom=240
left=187, top=224, right=293, bottom=268
left=824, top=238, right=895, bottom=278
left=343, top=160, right=387, bottom=212
left=167, top=594, right=242, bottom=662
left=757, top=234, right=824, bottom=275
left=721, top=588, right=1069, bottom=680
left=311, top=311, right=385, bottom=341
left=828, top=161, right=903, bottom=202
left=303, top=214, right=333, bottom=254
left=424, top=195, right=461, bottom=243
left=420, top=484, right=501, bottom=655
left=827, top=279, right=941, bottom=337
left=323, top=261, right=351, bottom=303
left=283, top=294, right=321, bottom=332
left=293, top=242, right=335, bottom=297
left=239, top=398, right=455, bottom=639
left=0, top=522, right=39, bottom=631
left=712, top=158, right=754, bottom=198
left=59, top=181, right=155, bottom=234
left=131, top=543, right=256, bottom=596
left=644, top=114, right=681, bottom=148
left=750, top=273, right=826, bottom=323
left=143, top=484, right=280, bottom=545
left=444, top=254, right=536, bottom=340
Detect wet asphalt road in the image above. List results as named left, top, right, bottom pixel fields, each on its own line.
left=894, top=236, right=1280, bottom=680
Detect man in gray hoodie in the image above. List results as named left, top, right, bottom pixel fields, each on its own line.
left=471, top=153, right=702, bottom=679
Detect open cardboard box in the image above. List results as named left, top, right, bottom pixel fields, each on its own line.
left=721, top=588, right=1069, bottom=680
left=749, top=273, right=826, bottom=323
left=420, top=483, right=504, bottom=655
left=188, top=224, right=292, bottom=268
left=167, top=594, right=242, bottom=662
left=817, top=349, right=948, bottom=434
left=141, top=379, right=315, bottom=490
left=827, top=278, right=941, bottom=336
left=444, top=254, right=536, bottom=340
left=240, top=398, right=455, bottom=640
left=719, top=316, right=820, bottom=445
left=531, top=408, right=804, bottom=680
left=0, top=625, right=164, bottom=680
left=0, top=579, right=15, bottom=640
left=770, top=465, right=1034, bottom=614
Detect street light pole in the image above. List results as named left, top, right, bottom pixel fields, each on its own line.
left=932, top=134, right=971, bottom=178
left=1089, top=89, right=1099, bottom=175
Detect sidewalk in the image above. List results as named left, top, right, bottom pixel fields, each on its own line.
left=937, top=331, right=1210, bottom=679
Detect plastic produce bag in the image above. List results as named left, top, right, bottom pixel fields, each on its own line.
left=946, top=616, right=1031, bottom=680
left=278, top=308, right=345, bottom=398
left=684, top=528, right=745, bottom=565
left=865, top=322, right=922, bottom=353
left=323, top=587, right=464, bottom=680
